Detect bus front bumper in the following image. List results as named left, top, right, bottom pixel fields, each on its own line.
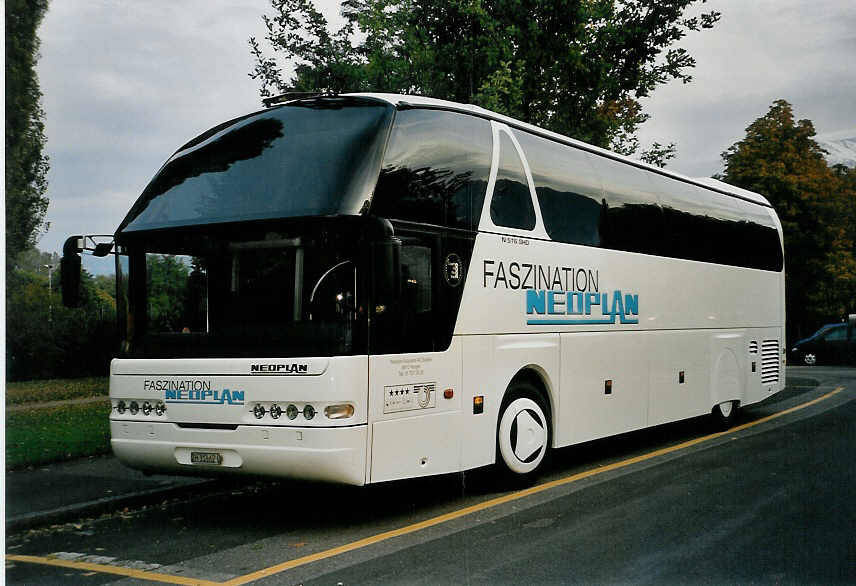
left=111, top=420, right=367, bottom=485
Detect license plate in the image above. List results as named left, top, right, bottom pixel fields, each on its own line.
left=190, top=451, right=223, bottom=465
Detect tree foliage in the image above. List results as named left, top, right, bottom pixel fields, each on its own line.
left=5, top=0, right=51, bottom=261
left=146, top=254, right=190, bottom=333
left=719, top=99, right=856, bottom=341
left=250, top=0, right=719, bottom=152
left=6, top=247, right=118, bottom=381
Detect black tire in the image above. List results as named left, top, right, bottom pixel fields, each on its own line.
left=712, top=400, right=738, bottom=430
left=495, top=382, right=551, bottom=484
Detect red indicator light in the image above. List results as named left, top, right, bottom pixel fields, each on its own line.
left=443, top=389, right=454, bottom=399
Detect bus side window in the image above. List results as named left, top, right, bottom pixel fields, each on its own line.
left=593, top=159, right=665, bottom=256
left=490, top=132, right=536, bottom=230
left=371, top=109, right=491, bottom=231
left=400, top=244, right=432, bottom=350
left=514, top=130, right=603, bottom=246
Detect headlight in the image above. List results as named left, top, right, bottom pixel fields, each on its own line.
left=303, top=404, right=316, bottom=420
left=286, top=404, right=298, bottom=420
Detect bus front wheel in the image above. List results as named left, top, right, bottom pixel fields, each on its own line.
left=496, top=385, right=550, bottom=482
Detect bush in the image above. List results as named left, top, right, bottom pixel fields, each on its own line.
left=6, top=266, right=117, bottom=381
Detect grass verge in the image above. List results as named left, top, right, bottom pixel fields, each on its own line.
left=5, top=377, right=108, bottom=406
left=6, top=401, right=112, bottom=469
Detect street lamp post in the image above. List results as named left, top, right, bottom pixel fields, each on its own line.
left=43, top=264, right=55, bottom=322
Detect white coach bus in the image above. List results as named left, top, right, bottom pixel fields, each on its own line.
left=62, top=94, right=786, bottom=485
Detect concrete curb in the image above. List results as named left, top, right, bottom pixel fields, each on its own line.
left=6, top=478, right=217, bottom=532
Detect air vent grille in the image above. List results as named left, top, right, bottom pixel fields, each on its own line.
left=761, top=339, right=780, bottom=384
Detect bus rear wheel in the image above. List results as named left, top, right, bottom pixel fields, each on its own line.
left=712, top=400, right=738, bottom=430
left=496, top=385, right=550, bottom=482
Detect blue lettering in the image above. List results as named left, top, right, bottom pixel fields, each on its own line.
left=611, top=290, right=624, bottom=317
left=625, top=294, right=639, bottom=315
left=165, top=390, right=176, bottom=400
left=585, top=292, right=600, bottom=314
left=231, top=391, right=245, bottom=404
left=547, top=291, right=565, bottom=315
left=568, top=292, right=584, bottom=315
left=526, top=290, right=546, bottom=314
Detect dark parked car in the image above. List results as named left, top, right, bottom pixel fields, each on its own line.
left=790, top=321, right=855, bottom=366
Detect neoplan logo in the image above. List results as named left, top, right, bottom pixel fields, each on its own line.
left=250, top=364, right=309, bottom=374
left=526, top=289, right=639, bottom=325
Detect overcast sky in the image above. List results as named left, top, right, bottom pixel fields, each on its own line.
left=34, top=0, right=856, bottom=265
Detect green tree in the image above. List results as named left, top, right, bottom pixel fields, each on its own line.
left=718, top=99, right=856, bottom=341
left=146, top=255, right=190, bottom=333
left=6, top=245, right=120, bottom=381
left=249, top=0, right=719, bottom=152
left=5, top=0, right=51, bottom=261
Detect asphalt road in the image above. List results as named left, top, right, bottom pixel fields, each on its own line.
left=6, top=366, right=855, bottom=585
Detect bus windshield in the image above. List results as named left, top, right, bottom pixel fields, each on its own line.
left=119, top=97, right=394, bottom=233
left=117, top=218, right=372, bottom=358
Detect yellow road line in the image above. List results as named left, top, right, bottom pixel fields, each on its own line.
left=7, top=386, right=845, bottom=586
left=222, top=386, right=845, bottom=585
left=5, top=554, right=220, bottom=585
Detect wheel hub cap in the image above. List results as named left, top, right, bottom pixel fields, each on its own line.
left=513, top=409, right=546, bottom=462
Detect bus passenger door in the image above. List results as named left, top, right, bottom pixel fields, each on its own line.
left=367, top=236, right=464, bottom=483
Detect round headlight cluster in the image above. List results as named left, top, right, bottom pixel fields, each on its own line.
left=250, top=402, right=348, bottom=421
left=115, top=400, right=167, bottom=417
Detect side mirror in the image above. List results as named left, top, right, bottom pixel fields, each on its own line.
left=61, top=236, right=83, bottom=308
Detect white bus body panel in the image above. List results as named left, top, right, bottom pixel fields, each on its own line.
left=454, top=231, right=785, bottom=458
left=367, top=337, right=463, bottom=483
left=109, top=356, right=369, bottom=484
left=111, top=422, right=367, bottom=485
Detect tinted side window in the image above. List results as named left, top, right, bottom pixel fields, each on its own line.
left=515, top=130, right=603, bottom=246
left=371, top=109, right=491, bottom=231
left=593, top=158, right=665, bottom=255
left=490, top=132, right=536, bottom=230
left=656, top=177, right=783, bottom=271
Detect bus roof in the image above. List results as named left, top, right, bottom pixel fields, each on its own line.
left=338, top=93, right=773, bottom=209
